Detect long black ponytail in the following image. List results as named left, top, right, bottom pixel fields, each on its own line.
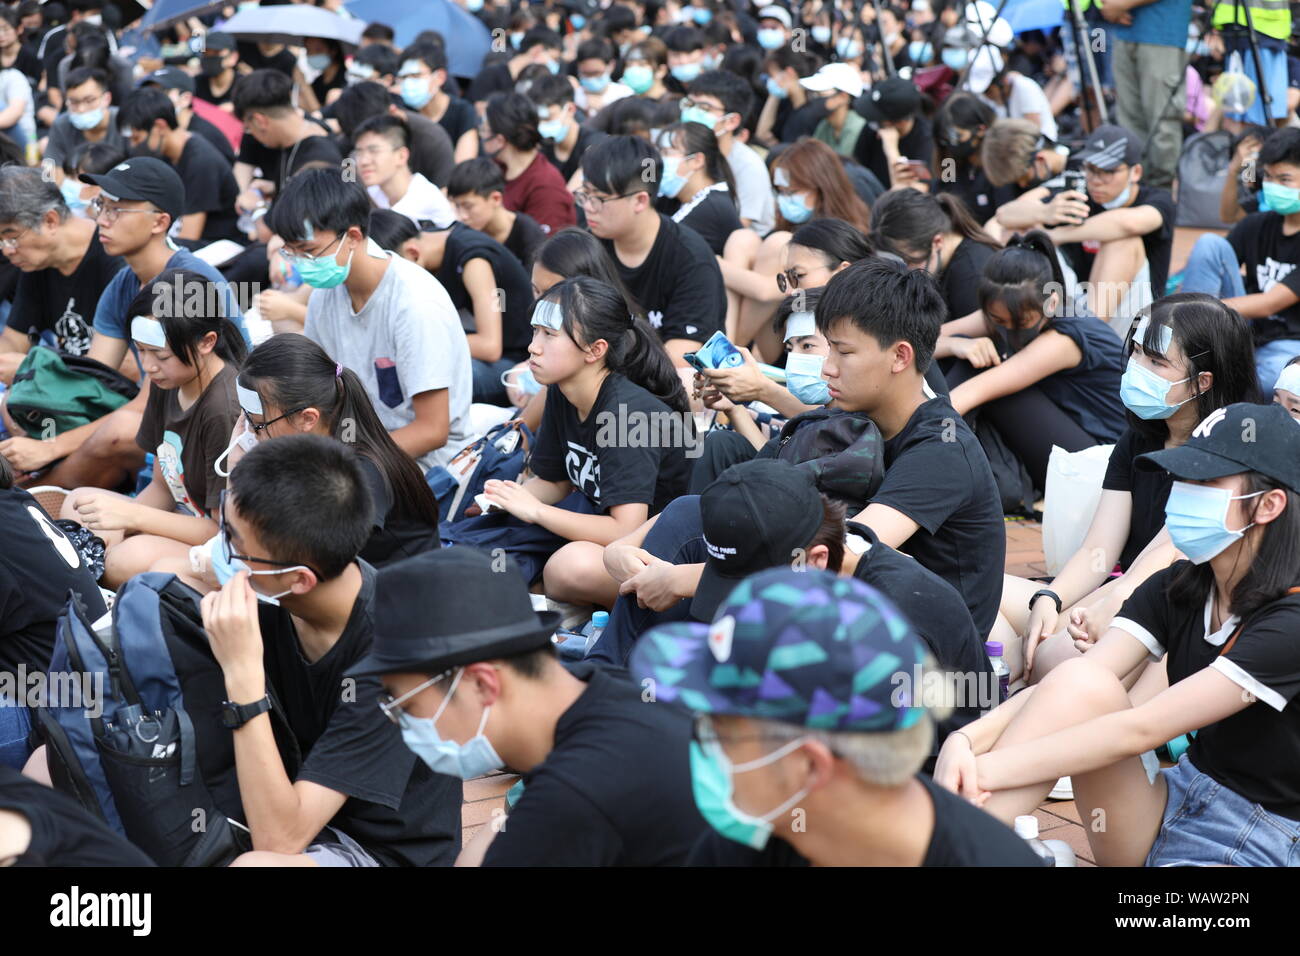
left=541, top=276, right=690, bottom=414
left=239, top=333, right=440, bottom=529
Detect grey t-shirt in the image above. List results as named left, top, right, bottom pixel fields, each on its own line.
left=726, top=140, right=775, bottom=235
left=304, top=242, right=473, bottom=472
left=44, top=106, right=127, bottom=167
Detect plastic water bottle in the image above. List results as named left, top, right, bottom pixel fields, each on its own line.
left=581, top=611, right=609, bottom=656
left=1015, top=816, right=1057, bottom=866
left=986, top=641, right=1010, bottom=705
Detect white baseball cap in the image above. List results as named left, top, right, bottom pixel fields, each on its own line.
left=966, top=45, right=1004, bottom=94
left=757, top=5, right=792, bottom=29
left=800, top=62, right=864, bottom=98
left=964, top=0, right=1013, bottom=48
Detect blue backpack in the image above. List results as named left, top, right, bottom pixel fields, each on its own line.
left=426, top=418, right=534, bottom=523
left=36, top=573, right=300, bottom=867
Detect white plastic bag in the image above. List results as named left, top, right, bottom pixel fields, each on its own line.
left=1041, top=443, right=1114, bottom=576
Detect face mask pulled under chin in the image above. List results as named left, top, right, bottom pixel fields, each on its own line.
left=208, top=532, right=308, bottom=606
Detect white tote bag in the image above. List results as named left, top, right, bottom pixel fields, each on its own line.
left=1041, top=443, right=1115, bottom=576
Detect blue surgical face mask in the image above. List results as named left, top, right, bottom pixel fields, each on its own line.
left=778, top=191, right=814, bottom=223
left=785, top=351, right=831, bottom=405
left=571, top=13, right=586, bottom=29
left=399, top=669, right=505, bottom=780
left=765, top=75, right=788, bottom=100
left=546, top=58, right=561, bottom=75
left=671, top=62, right=703, bottom=84
left=466, top=0, right=484, bottom=11
left=680, top=103, right=718, bottom=130
left=811, top=25, right=832, bottom=44
left=401, top=76, right=434, bottom=109
left=60, top=179, right=88, bottom=213
left=501, top=366, right=542, bottom=397
left=1120, top=358, right=1192, bottom=420
left=692, top=7, right=714, bottom=24
left=908, top=40, right=933, bottom=63
left=1262, top=181, right=1300, bottom=216
left=295, top=239, right=355, bottom=289
left=70, top=107, right=104, bottom=131
left=1164, top=481, right=1264, bottom=564
left=1101, top=179, right=1133, bottom=210
left=659, top=154, right=691, bottom=197
left=538, top=116, right=570, bottom=142
left=307, top=53, right=332, bottom=71
left=836, top=37, right=862, bottom=59
left=580, top=72, right=610, bottom=93
left=623, top=64, right=654, bottom=93
left=942, top=47, right=968, bottom=70
left=690, top=736, right=811, bottom=850
left=758, top=28, right=785, bottom=50
left=209, top=532, right=308, bottom=606
left=510, top=31, right=524, bottom=49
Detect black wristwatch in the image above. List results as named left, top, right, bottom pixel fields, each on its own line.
left=221, top=695, right=272, bottom=730
left=1028, top=589, right=1063, bottom=614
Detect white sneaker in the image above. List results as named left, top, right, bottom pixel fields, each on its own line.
left=1049, top=776, right=1073, bottom=800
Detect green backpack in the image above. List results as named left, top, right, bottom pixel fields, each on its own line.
left=6, top=346, right=139, bottom=437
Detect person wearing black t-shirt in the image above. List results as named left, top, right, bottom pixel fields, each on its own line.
left=447, top=157, right=547, bottom=271
left=818, top=257, right=1005, bottom=639
left=940, top=403, right=1300, bottom=867
left=465, top=277, right=695, bottom=608
left=119, top=88, right=242, bottom=243
left=1043, top=126, right=1175, bottom=338
left=631, top=565, right=1041, bottom=868
left=232, top=69, right=343, bottom=215
left=193, top=32, right=239, bottom=111
left=0, top=164, right=123, bottom=381
left=933, top=93, right=1018, bottom=227
left=527, top=73, right=609, bottom=188
left=202, top=437, right=462, bottom=867
left=346, top=547, right=708, bottom=867
left=1004, top=296, right=1260, bottom=684
left=655, top=120, right=742, bottom=257
left=582, top=135, right=727, bottom=365
left=853, top=76, right=933, bottom=193
left=0, top=455, right=108, bottom=770
left=1, top=765, right=155, bottom=865
left=396, top=42, right=481, bottom=164
left=137, top=65, right=238, bottom=165
left=368, top=212, right=535, bottom=406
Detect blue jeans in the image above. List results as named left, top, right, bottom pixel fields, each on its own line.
left=1146, top=754, right=1300, bottom=866
left=0, top=696, right=33, bottom=770
left=586, top=495, right=706, bottom=667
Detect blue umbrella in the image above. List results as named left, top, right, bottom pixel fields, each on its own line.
left=217, top=4, right=366, bottom=51
left=138, top=0, right=230, bottom=33
left=1001, top=0, right=1064, bottom=34
left=345, top=0, right=493, bottom=77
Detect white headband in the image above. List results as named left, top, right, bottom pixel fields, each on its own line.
left=784, top=311, right=817, bottom=341
left=1132, top=315, right=1173, bottom=355
left=1276, top=363, right=1300, bottom=396
left=130, top=316, right=167, bottom=349
left=236, top=381, right=265, bottom=416
left=531, top=300, right=564, bottom=331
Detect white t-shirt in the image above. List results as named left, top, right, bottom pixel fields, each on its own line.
left=725, top=139, right=775, bottom=235
left=574, top=81, right=633, bottom=112
left=0, top=68, right=34, bottom=143
left=368, top=172, right=456, bottom=229
left=983, top=73, right=1057, bottom=142
left=304, top=242, right=473, bottom=472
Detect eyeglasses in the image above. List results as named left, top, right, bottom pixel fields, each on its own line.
left=680, top=97, right=726, bottom=115
left=775, top=268, right=804, bottom=293
left=218, top=489, right=324, bottom=580
left=691, top=713, right=791, bottom=747
left=88, top=197, right=161, bottom=225
left=378, top=671, right=452, bottom=726
left=280, top=233, right=343, bottom=266
left=573, top=188, right=641, bottom=211
left=0, top=227, right=30, bottom=252
left=244, top=405, right=306, bottom=434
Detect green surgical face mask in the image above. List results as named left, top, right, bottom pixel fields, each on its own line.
left=690, top=736, right=811, bottom=850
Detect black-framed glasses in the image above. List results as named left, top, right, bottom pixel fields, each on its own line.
left=572, top=188, right=642, bottom=212
left=775, top=268, right=803, bottom=293
left=245, top=406, right=306, bottom=435
left=218, top=489, right=324, bottom=579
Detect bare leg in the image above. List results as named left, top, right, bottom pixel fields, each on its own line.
left=735, top=233, right=790, bottom=351
left=61, top=488, right=130, bottom=550
left=103, top=535, right=193, bottom=590
left=980, top=657, right=1168, bottom=866
left=542, top=540, right=620, bottom=608
left=45, top=407, right=145, bottom=491
left=1087, top=236, right=1144, bottom=323
left=229, top=851, right=320, bottom=867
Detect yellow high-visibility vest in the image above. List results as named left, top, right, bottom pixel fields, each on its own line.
left=1213, top=0, right=1292, bottom=42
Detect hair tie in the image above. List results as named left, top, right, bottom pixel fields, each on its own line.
left=335, top=363, right=343, bottom=378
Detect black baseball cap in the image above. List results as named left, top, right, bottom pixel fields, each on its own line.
left=1137, top=402, right=1300, bottom=495
left=692, top=459, right=825, bottom=621
left=1076, top=123, right=1142, bottom=171
left=137, top=66, right=195, bottom=94
left=80, top=158, right=186, bottom=223
left=347, top=548, right=562, bottom=678
left=857, top=77, right=922, bottom=124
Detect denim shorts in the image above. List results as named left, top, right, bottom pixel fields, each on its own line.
left=1146, top=754, right=1300, bottom=867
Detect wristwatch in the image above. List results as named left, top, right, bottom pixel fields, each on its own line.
left=220, top=695, right=272, bottom=730
left=1028, top=589, right=1063, bottom=614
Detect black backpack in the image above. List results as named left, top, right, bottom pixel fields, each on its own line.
left=37, top=573, right=301, bottom=867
